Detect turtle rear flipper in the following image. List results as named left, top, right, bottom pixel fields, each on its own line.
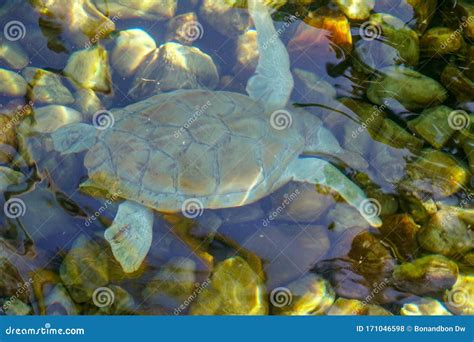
left=104, top=200, right=154, bottom=273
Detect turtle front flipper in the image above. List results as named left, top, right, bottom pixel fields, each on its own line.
left=51, top=123, right=98, bottom=154
left=104, top=200, right=154, bottom=273
left=246, top=0, right=294, bottom=112
left=288, top=157, right=382, bottom=227
left=302, top=118, right=369, bottom=171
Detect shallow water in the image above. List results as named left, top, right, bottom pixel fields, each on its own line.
left=0, top=0, right=473, bottom=316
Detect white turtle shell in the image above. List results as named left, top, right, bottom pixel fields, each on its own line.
left=85, top=90, right=305, bottom=211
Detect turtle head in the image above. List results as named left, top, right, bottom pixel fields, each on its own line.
left=51, top=123, right=98, bottom=155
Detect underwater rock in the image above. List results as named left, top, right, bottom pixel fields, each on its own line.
left=340, top=98, right=386, bottom=134
left=402, top=0, right=438, bottom=33
left=327, top=298, right=392, bottom=315
left=399, top=191, right=437, bottom=224
left=454, top=1, right=474, bottom=41
left=111, top=29, right=156, bottom=77
left=378, top=119, right=425, bottom=151
left=355, top=13, right=419, bottom=72
left=435, top=205, right=474, bottom=226
left=73, top=89, right=103, bottom=118
left=402, top=149, right=469, bottom=198
left=12, top=181, right=86, bottom=251
left=213, top=203, right=264, bottom=226
left=392, top=255, right=459, bottom=296
left=64, top=45, right=112, bottom=93
left=317, top=230, right=398, bottom=304
left=166, top=12, right=202, bottom=45
left=241, top=222, right=330, bottom=289
left=233, top=30, right=259, bottom=79
left=200, top=0, right=251, bottom=38
left=293, top=69, right=337, bottom=102
left=59, top=235, right=109, bottom=303
left=353, top=173, right=399, bottom=217
left=0, top=167, right=24, bottom=192
left=0, top=69, right=27, bottom=97
left=0, top=41, right=28, bottom=70
left=271, top=274, right=335, bottom=315
left=464, top=253, right=474, bottom=266
left=22, top=68, right=74, bottom=105
left=418, top=209, right=474, bottom=258
left=190, top=256, right=267, bottom=315
left=338, top=101, right=382, bottom=158
left=379, top=214, right=420, bottom=261
left=420, top=27, right=464, bottom=57
left=335, top=0, right=374, bottom=20
left=441, top=64, right=474, bottom=102
left=400, top=298, right=452, bottom=315
left=326, top=204, right=371, bottom=231
left=0, top=257, right=29, bottom=305
left=366, top=143, right=410, bottom=184
left=464, top=45, right=474, bottom=82
left=94, top=0, right=177, bottom=20
left=367, top=66, right=447, bottom=111
left=348, top=231, right=395, bottom=276
left=444, top=274, right=474, bottom=315
left=463, top=138, right=474, bottom=174
left=129, top=43, right=219, bottom=99
left=268, top=183, right=334, bottom=223
left=89, top=285, right=136, bottom=315
left=0, top=114, right=18, bottom=164
left=30, top=0, right=116, bottom=46
left=28, top=105, right=82, bottom=133
left=44, top=284, right=79, bottom=315
left=143, top=257, right=197, bottom=312
left=407, top=106, right=457, bottom=149
left=4, top=299, right=32, bottom=316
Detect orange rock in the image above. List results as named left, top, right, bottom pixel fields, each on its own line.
left=304, top=8, right=352, bottom=51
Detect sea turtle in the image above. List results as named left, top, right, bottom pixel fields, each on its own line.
left=50, top=0, right=382, bottom=273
